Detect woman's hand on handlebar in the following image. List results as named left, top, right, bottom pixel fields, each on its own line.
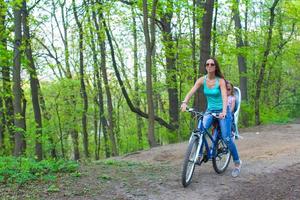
left=180, top=102, right=188, bottom=112
left=219, top=112, right=226, bottom=119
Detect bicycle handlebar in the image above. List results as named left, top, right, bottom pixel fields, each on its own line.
left=185, top=107, right=222, bottom=119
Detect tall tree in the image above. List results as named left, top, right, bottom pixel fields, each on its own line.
left=0, top=96, right=4, bottom=148
left=96, top=0, right=118, bottom=156
left=22, top=0, right=43, bottom=160
left=131, top=6, right=143, bottom=149
left=0, top=0, right=6, bottom=149
left=142, top=0, right=158, bottom=147
left=195, top=0, right=214, bottom=111
left=1, top=0, right=14, bottom=149
left=13, top=2, right=26, bottom=156
left=160, top=0, right=179, bottom=132
left=212, top=0, right=218, bottom=57
left=232, top=0, right=248, bottom=101
left=72, top=0, right=89, bottom=158
left=255, top=0, right=280, bottom=125
left=90, top=0, right=110, bottom=158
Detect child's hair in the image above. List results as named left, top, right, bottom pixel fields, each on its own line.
left=227, top=82, right=234, bottom=96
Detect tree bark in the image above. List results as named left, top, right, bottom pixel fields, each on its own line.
left=71, top=129, right=80, bottom=160
left=13, top=3, right=26, bottom=156
left=72, top=0, right=89, bottom=158
left=160, top=1, right=179, bottom=133
left=195, top=0, right=214, bottom=112
left=232, top=0, right=248, bottom=101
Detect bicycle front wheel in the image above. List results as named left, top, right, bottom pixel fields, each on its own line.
left=181, top=135, right=201, bottom=187
left=212, top=137, right=231, bottom=174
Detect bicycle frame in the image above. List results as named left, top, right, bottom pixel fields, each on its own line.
left=188, top=114, right=220, bottom=161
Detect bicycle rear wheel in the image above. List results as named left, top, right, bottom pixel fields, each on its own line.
left=212, top=137, right=231, bottom=174
left=181, top=135, right=201, bottom=187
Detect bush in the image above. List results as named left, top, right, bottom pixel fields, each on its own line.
left=0, top=156, right=79, bottom=185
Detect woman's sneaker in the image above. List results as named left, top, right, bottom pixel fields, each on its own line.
left=231, top=160, right=242, bottom=177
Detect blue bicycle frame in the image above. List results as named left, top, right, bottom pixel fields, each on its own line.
left=189, top=114, right=220, bottom=161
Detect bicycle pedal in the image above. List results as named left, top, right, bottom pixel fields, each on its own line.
left=202, top=154, right=208, bottom=163
left=195, top=157, right=202, bottom=165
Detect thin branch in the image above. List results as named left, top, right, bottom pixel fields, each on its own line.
left=103, top=16, right=178, bottom=130
left=119, top=0, right=136, bottom=6
left=28, top=0, right=42, bottom=12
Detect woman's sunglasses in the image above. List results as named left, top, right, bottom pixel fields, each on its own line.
left=206, top=63, right=215, bottom=66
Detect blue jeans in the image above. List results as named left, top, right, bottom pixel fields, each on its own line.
left=198, top=106, right=240, bottom=164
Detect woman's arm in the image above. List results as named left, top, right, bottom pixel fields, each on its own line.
left=181, top=77, right=204, bottom=111
left=219, top=79, right=228, bottom=118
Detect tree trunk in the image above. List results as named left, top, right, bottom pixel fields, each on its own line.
left=22, top=0, right=43, bottom=160
left=71, top=130, right=80, bottom=160
left=0, top=96, right=4, bottom=148
left=0, top=0, right=6, bottom=150
left=57, top=0, right=72, bottom=78
left=131, top=7, right=143, bottom=150
left=94, top=1, right=118, bottom=156
left=93, top=96, right=99, bottom=160
left=161, top=1, right=179, bottom=134
left=100, top=36, right=118, bottom=156
left=212, top=0, right=218, bottom=57
left=195, top=0, right=214, bottom=112
left=54, top=96, right=65, bottom=158
left=143, top=0, right=158, bottom=147
left=232, top=0, right=248, bottom=101
left=1, top=0, right=14, bottom=149
left=13, top=3, right=26, bottom=156
left=192, top=0, right=197, bottom=82
left=255, top=0, right=280, bottom=125
left=72, top=0, right=89, bottom=158
left=91, top=0, right=110, bottom=158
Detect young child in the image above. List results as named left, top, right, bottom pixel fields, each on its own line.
left=226, top=82, right=236, bottom=137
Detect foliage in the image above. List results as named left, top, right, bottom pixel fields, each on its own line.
left=0, top=0, right=299, bottom=160
left=0, top=157, right=79, bottom=185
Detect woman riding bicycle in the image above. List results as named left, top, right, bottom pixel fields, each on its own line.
left=180, top=58, right=242, bottom=177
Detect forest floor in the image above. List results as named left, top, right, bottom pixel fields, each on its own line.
left=1, top=119, right=300, bottom=200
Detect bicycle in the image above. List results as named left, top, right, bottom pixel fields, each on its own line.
left=181, top=108, right=232, bottom=187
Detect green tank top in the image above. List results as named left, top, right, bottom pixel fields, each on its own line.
left=203, top=76, right=223, bottom=111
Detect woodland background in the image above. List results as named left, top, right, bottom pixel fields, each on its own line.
left=0, top=0, right=299, bottom=162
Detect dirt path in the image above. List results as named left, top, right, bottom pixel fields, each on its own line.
left=119, top=122, right=300, bottom=200
left=1, top=122, right=300, bottom=200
